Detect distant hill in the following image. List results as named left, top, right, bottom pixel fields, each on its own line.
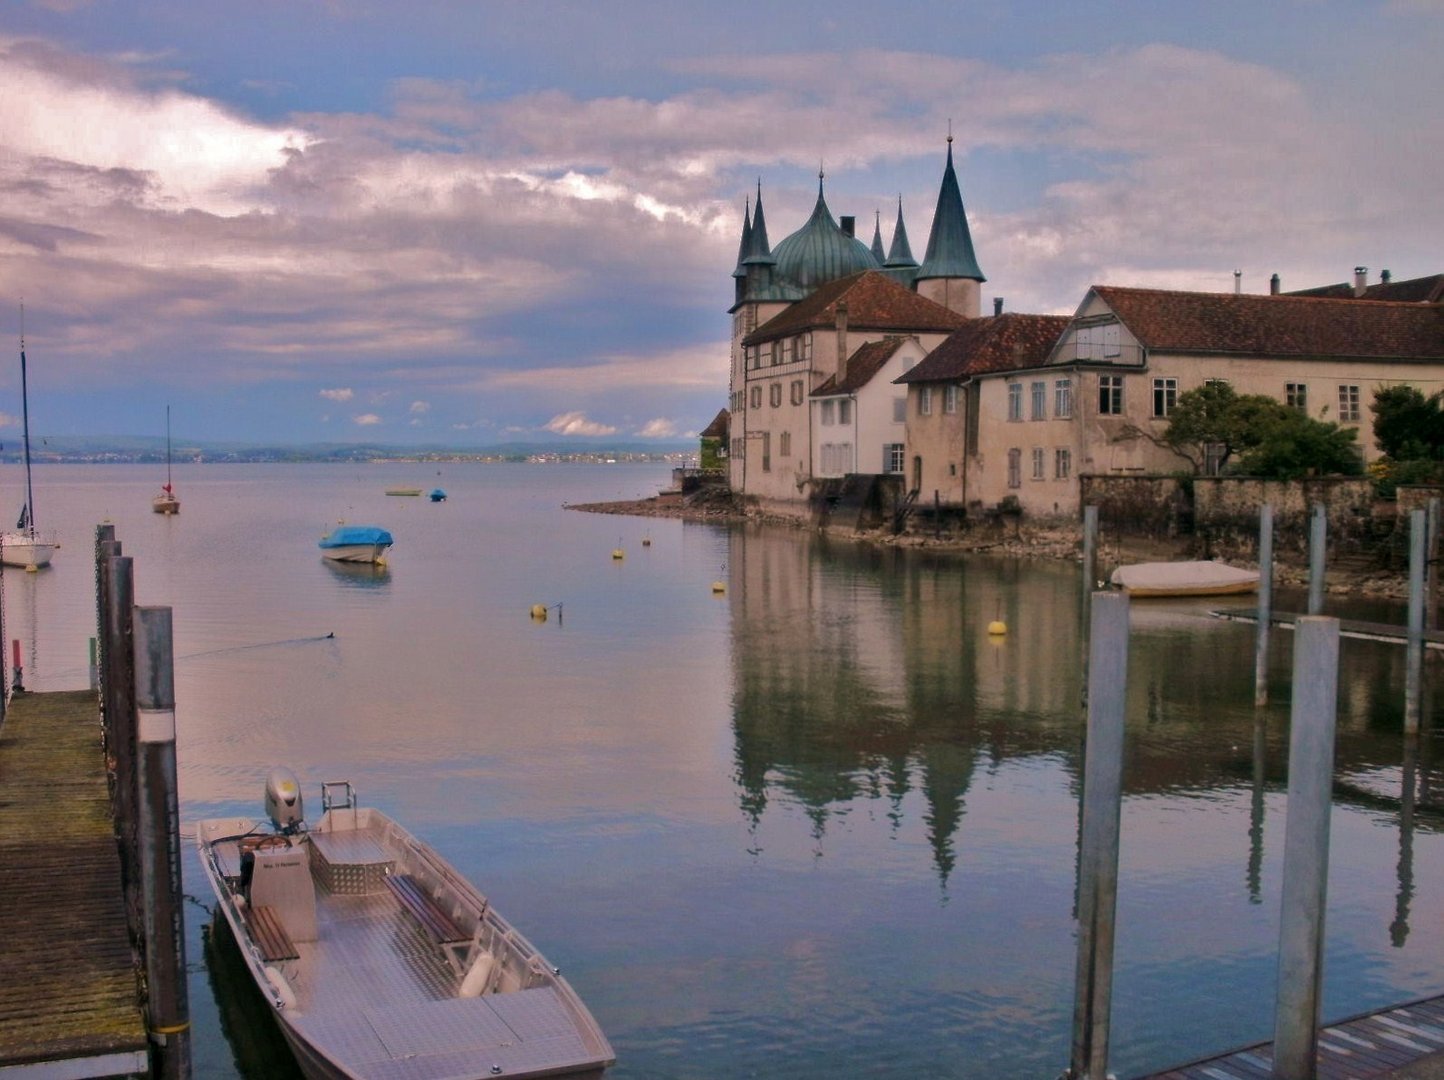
left=0, top=436, right=696, bottom=464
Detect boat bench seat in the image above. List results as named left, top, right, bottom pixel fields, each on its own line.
left=386, top=873, right=469, bottom=946
left=249, top=904, right=300, bottom=962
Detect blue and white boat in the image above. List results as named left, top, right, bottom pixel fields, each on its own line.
left=317, top=525, right=393, bottom=565
left=428, top=488, right=447, bottom=502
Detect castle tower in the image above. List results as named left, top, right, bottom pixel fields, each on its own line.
left=914, top=137, right=985, bottom=317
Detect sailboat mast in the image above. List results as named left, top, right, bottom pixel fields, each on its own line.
left=19, top=306, right=33, bottom=537
left=165, top=404, right=172, bottom=489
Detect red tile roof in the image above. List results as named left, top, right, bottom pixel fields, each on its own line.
left=812, top=337, right=910, bottom=396
left=895, top=314, right=1072, bottom=383
left=700, top=409, right=729, bottom=438
left=1092, top=286, right=1444, bottom=360
left=742, top=270, right=967, bottom=346
left=1287, top=273, right=1444, bottom=304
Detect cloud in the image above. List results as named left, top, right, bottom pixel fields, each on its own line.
left=635, top=418, right=679, bottom=438
left=0, top=411, right=19, bottom=428
left=409, top=400, right=429, bottom=413
left=483, top=343, right=727, bottom=392
left=320, top=387, right=353, bottom=402
left=543, top=411, right=617, bottom=436
left=353, top=413, right=382, bottom=426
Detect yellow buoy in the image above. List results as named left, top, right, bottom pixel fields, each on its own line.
left=711, top=581, right=726, bottom=594
left=612, top=548, right=625, bottom=560
left=987, top=620, right=1007, bottom=636
left=530, top=604, right=548, bottom=621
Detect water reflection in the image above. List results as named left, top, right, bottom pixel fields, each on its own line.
left=202, top=916, right=303, bottom=1079
left=321, top=560, right=391, bottom=588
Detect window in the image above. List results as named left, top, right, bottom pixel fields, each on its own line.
left=798, top=333, right=812, bottom=362
left=745, top=345, right=758, bottom=370
left=919, top=386, right=934, bottom=416
left=944, top=385, right=959, bottom=414
left=1008, top=382, right=1023, bottom=421
left=769, top=382, right=782, bottom=407
left=838, top=400, right=852, bottom=424
left=893, top=397, right=907, bottom=423
left=820, top=400, right=835, bottom=425
left=1339, top=384, right=1360, bottom=422
left=791, top=380, right=804, bottom=406
left=1031, top=447, right=1045, bottom=479
left=1152, top=377, right=1178, bottom=418
left=1054, top=379, right=1073, bottom=419
left=779, top=431, right=791, bottom=457
left=780, top=338, right=794, bottom=364
left=761, top=432, right=770, bottom=472
left=1031, top=381, right=1047, bottom=420
left=1055, top=448, right=1071, bottom=479
left=884, top=443, right=905, bottom=474
left=1075, top=320, right=1122, bottom=360
left=1287, top=383, right=1308, bottom=412
left=1007, top=448, right=1022, bottom=488
left=1099, top=375, right=1124, bottom=416
left=749, top=386, right=762, bottom=410
left=770, top=342, right=783, bottom=367
left=820, top=442, right=851, bottom=475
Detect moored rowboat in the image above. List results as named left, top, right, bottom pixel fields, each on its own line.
left=1110, top=560, right=1260, bottom=597
left=197, top=771, right=614, bottom=1080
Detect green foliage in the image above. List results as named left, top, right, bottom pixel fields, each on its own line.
left=1164, top=383, right=1359, bottom=478
left=1372, top=385, right=1444, bottom=461
left=1369, top=456, right=1444, bottom=499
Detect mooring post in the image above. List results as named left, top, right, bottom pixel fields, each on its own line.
left=1271, top=616, right=1341, bottom=1080
left=1068, top=590, right=1129, bottom=1080
left=1255, top=503, right=1275, bottom=707
left=94, top=524, right=115, bottom=686
left=1081, top=504, right=1099, bottom=711
left=1307, top=503, right=1327, bottom=616
left=134, top=606, right=191, bottom=1080
left=89, top=637, right=98, bottom=691
left=105, top=555, right=141, bottom=936
left=1407, top=509, right=1426, bottom=736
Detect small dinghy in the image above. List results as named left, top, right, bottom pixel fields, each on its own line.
left=1110, top=560, right=1260, bottom=597
left=317, top=525, right=392, bottom=564
left=198, top=770, right=614, bottom=1080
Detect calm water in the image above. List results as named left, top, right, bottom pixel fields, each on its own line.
left=5, top=462, right=1444, bottom=1079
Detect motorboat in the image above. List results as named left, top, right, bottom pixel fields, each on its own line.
left=152, top=404, right=180, bottom=514
left=317, top=525, right=392, bottom=564
left=1110, top=560, right=1260, bottom=597
left=429, top=489, right=447, bottom=502
left=1, top=311, right=57, bottom=570
left=197, top=771, right=614, bottom=1079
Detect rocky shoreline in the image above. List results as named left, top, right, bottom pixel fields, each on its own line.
left=566, top=489, right=1416, bottom=602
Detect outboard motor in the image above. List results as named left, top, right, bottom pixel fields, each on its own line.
left=265, top=767, right=305, bottom=834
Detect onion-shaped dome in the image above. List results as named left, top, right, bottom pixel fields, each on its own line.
left=772, top=178, right=881, bottom=293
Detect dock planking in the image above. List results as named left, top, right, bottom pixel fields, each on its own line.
left=0, top=689, right=148, bottom=1075
left=1210, top=608, right=1444, bottom=650
left=1135, top=994, right=1444, bottom=1078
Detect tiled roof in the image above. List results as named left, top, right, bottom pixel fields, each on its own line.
left=743, top=271, right=967, bottom=345
left=1287, top=273, right=1444, bottom=304
left=812, top=337, right=910, bottom=396
left=1092, top=286, right=1444, bottom=360
left=700, top=408, right=729, bottom=438
left=895, top=314, right=1071, bottom=383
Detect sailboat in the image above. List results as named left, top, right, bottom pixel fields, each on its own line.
left=2, top=313, right=56, bottom=570
left=152, top=405, right=180, bottom=514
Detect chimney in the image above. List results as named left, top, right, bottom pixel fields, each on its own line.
left=1382, top=269, right=1392, bottom=284
left=835, top=302, right=849, bottom=381
left=993, top=297, right=1004, bottom=316
left=1270, top=273, right=1280, bottom=295
left=1234, top=269, right=1242, bottom=295
left=840, top=215, right=855, bottom=238
left=1353, top=266, right=1368, bottom=297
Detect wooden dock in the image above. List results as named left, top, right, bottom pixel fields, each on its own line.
left=0, top=689, right=148, bottom=1077
left=1210, top=608, right=1444, bottom=650
left=1136, top=993, right=1444, bottom=1078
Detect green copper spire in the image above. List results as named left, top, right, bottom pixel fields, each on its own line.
left=732, top=196, right=752, bottom=279
left=869, top=210, right=886, bottom=262
left=885, top=196, right=918, bottom=269
left=916, top=138, right=984, bottom=283
left=743, top=179, right=774, bottom=266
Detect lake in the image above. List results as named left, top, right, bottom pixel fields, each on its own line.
left=5, top=461, right=1443, bottom=1079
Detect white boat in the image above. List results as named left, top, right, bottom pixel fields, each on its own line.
left=1, top=313, right=56, bottom=570
left=198, top=771, right=615, bottom=1080
left=152, top=404, right=180, bottom=514
left=1110, top=560, right=1260, bottom=597
left=317, top=525, right=392, bottom=564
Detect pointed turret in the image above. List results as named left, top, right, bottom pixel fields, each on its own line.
left=732, top=197, right=752, bottom=280
left=744, top=180, right=774, bottom=267
left=869, top=210, right=886, bottom=263
left=734, top=181, right=793, bottom=308
left=915, top=137, right=985, bottom=316
left=885, top=196, right=918, bottom=270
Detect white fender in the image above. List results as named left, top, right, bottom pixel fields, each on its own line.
left=264, top=965, right=298, bottom=1010
left=458, top=950, right=495, bottom=998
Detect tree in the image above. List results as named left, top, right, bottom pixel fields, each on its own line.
left=1161, top=382, right=1361, bottom=479
left=1373, top=385, right=1444, bottom=461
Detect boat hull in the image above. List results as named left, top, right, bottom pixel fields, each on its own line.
left=1110, top=560, right=1260, bottom=598
left=197, top=804, right=613, bottom=1080
left=153, top=494, right=180, bottom=515
left=318, top=544, right=389, bottom=564
left=0, top=531, right=56, bottom=569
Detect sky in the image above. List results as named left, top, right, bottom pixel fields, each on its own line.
left=0, top=1, right=1441, bottom=446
